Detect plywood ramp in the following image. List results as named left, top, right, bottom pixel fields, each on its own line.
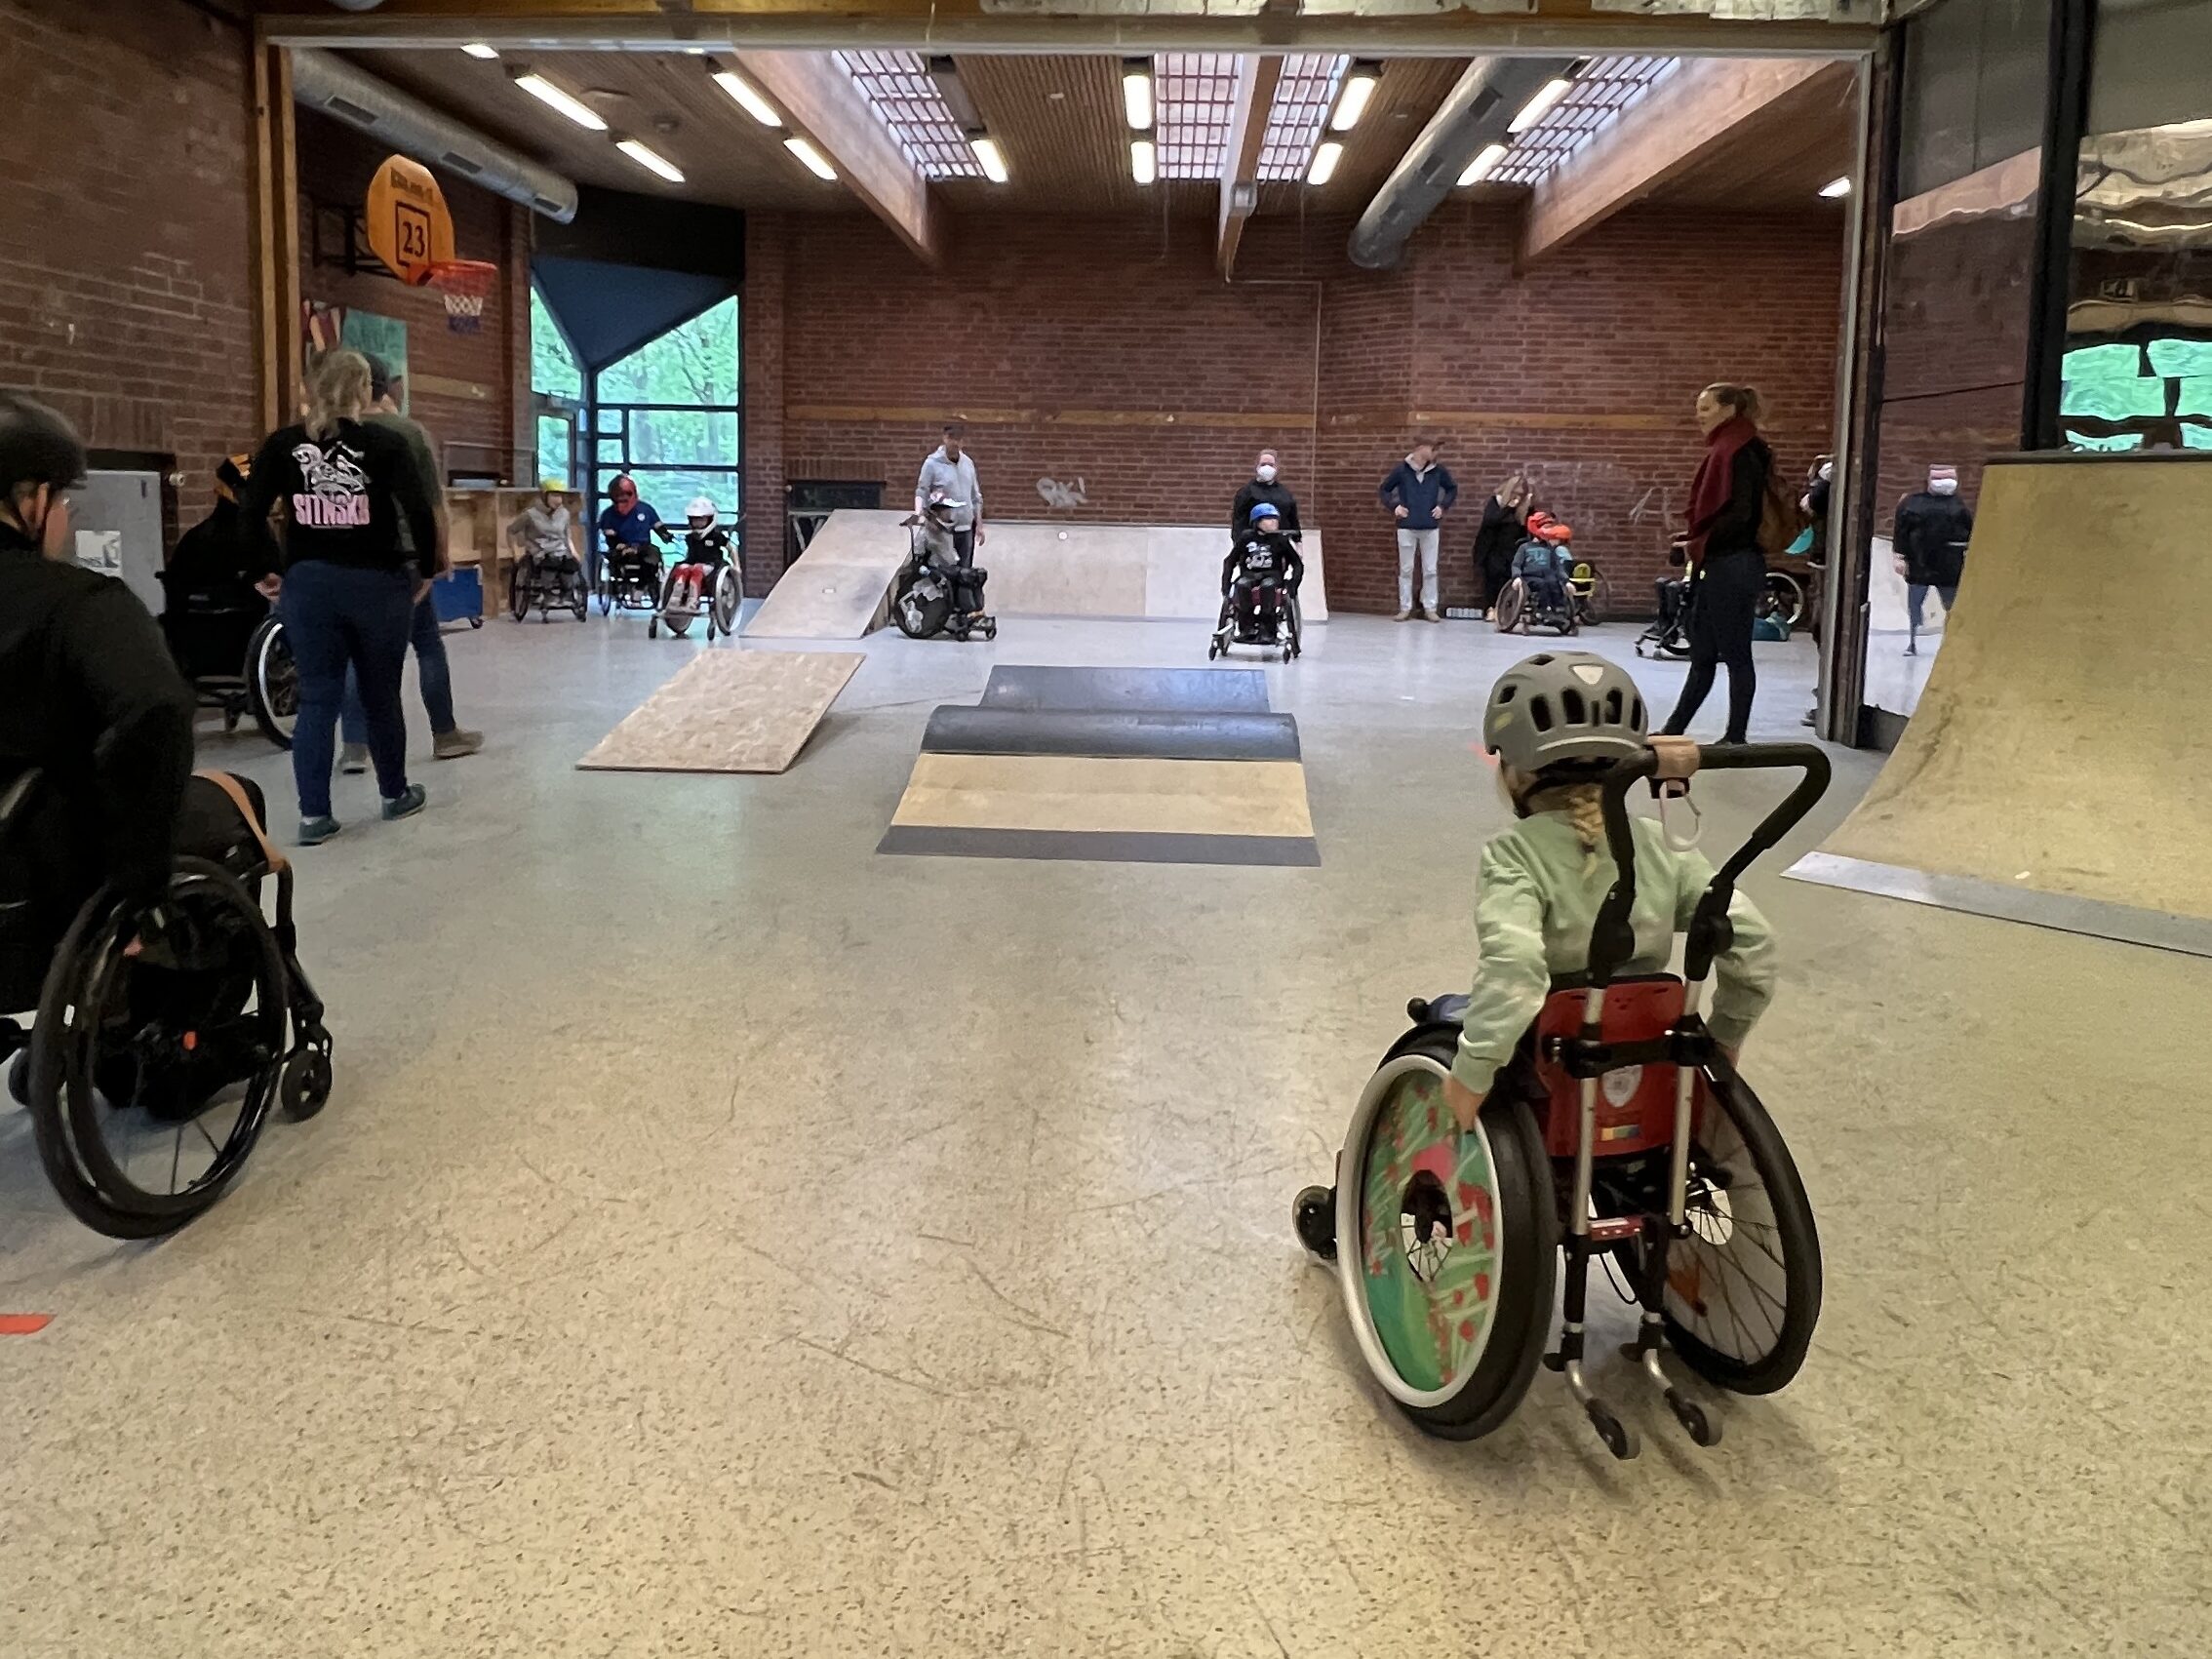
left=1794, top=456, right=2212, bottom=938
left=741, top=510, right=910, bottom=639
left=578, top=650, right=863, bottom=773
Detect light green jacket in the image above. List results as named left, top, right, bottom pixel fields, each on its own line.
left=1452, top=810, right=1777, bottom=1095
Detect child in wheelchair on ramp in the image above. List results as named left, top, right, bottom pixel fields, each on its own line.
left=1294, top=651, right=1827, bottom=1458
left=1210, top=502, right=1304, bottom=660
left=0, top=393, right=331, bottom=1242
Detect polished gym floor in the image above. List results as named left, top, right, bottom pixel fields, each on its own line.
left=2, top=614, right=2200, bottom=1657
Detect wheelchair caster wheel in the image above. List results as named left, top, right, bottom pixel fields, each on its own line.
left=1586, top=1401, right=1639, bottom=1461
left=648, top=618, right=659, bottom=639
left=278, top=1048, right=334, bottom=1122
left=1292, top=1185, right=1337, bottom=1263
left=1669, top=1393, right=1720, bottom=1447
left=468, top=616, right=483, bottom=629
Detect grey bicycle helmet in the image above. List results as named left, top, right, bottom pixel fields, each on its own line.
left=1482, top=652, right=1647, bottom=774
left=0, top=393, right=88, bottom=496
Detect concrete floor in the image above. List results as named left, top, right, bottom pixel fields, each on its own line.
left=2, top=613, right=2204, bottom=1657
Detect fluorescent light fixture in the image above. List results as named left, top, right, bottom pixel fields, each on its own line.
left=1819, top=175, right=1852, bottom=198
left=1508, top=76, right=1573, bottom=135
left=1458, top=140, right=1510, bottom=186
left=1330, top=61, right=1380, bottom=133
left=1123, top=59, right=1154, bottom=132
left=616, top=138, right=684, bottom=183
left=512, top=72, right=607, bottom=133
left=969, top=133, right=1008, bottom=184
left=1130, top=137, right=1157, bottom=185
left=784, top=137, right=837, bottom=180
left=1307, top=139, right=1344, bottom=186
left=711, top=68, right=781, bottom=128
left=461, top=43, right=499, bottom=60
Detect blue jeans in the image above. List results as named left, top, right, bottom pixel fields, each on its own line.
left=341, top=595, right=453, bottom=744
left=282, top=561, right=415, bottom=818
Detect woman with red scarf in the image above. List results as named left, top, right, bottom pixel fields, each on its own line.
left=1660, top=383, right=1773, bottom=745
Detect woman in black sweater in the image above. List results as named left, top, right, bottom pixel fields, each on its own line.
left=1471, top=474, right=1530, bottom=617
left=241, top=349, right=442, bottom=844
left=1660, top=383, right=1773, bottom=746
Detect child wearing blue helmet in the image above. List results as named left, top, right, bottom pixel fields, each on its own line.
left=1222, top=501, right=1305, bottom=599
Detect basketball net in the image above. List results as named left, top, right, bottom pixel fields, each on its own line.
left=425, top=259, right=497, bottom=335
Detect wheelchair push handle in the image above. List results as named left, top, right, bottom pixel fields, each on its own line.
left=1587, top=740, right=1832, bottom=989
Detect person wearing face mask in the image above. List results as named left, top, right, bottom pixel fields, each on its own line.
left=1892, top=465, right=1973, bottom=655
left=1230, top=449, right=1301, bottom=546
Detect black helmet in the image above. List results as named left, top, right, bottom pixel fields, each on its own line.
left=0, top=393, right=89, bottom=498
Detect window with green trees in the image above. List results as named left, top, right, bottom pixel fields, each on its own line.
left=596, top=297, right=741, bottom=520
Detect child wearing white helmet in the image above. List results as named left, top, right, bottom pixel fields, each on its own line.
left=1442, top=652, right=1778, bottom=1132
left=665, top=494, right=736, bottom=612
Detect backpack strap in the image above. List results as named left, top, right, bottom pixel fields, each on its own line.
left=192, top=769, right=287, bottom=876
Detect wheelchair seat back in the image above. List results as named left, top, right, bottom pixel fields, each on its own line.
left=1531, top=974, right=1701, bottom=1160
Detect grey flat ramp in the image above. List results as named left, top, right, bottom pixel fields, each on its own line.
left=922, top=705, right=1301, bottom=763
left=979, top=665, right=1270, bottom=714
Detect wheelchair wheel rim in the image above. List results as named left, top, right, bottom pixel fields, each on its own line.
left=1666, top=1101, right=1789, bottom=1364
left=254, top=624, right=298, bottom=739
left=1336, top=1055, right=1507, bottom=1407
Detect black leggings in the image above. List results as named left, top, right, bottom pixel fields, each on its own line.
left=1662, top=550, right=1763, bottom=745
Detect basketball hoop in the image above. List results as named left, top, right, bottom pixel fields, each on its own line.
left=424, top=258, right=498, bottom=334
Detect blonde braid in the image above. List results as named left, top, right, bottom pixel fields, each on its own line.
left=1524, top=780, right=1609, bottom=875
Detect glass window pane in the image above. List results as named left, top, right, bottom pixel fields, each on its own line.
left=598, top=298, right=739, bottom=407
left=531, top=287, right=583, bottom=401
left=621, top=407, right=740, bottom=470
left=535, top=415, right=572, bottom=487
left=612, top=469, right=741, bottom=524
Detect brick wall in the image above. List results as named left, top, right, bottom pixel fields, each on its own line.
left=0, top=0, right=257, bottom=528
left=296, top=108, right=530, bottom=483
left=742, top=214, right=788, bottom=597
left=746, top=203, right=1843, bottom=612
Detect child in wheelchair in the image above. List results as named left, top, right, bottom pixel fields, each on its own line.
left=652, top=495, right=743, bottom=639
left=1210, top=503, right=1305, bottom=660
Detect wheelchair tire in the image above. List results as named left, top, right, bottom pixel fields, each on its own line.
left=570, top=573, right=590, bottom=620
left=1759, top=571, right=1806, bottom=629
left=712, top=567, right=742, bottom=636
left=509, top=563, right=533, bottom=621
left=245, top=616, right=297, bottom=750
left=1661, top=1069, right=1821, bottom=1395
left=25, top=861, right=288, bottom=1237
left=1493, top=579, right=1526, bottom=635
left=893, top=575, right=950, bottom=641
left=1335, top=1031, right=1557, bottom=1441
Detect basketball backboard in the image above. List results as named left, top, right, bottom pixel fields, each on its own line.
left=364, top=154, right=454, bottom=286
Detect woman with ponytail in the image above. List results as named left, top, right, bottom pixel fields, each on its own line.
left=240, top=348, right=442, bottom=845
left=1660, top=382, right=1774, bottom=745
left=1439, top=652, right=1779, bottom=1135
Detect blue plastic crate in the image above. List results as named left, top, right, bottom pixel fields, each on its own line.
left=431, top=567, right=484, bottom=624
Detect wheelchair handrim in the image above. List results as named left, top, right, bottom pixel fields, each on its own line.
left=1334, top=1054, right=1509, bottom=1409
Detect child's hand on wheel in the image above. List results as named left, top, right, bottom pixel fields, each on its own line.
left=1443, top=1075, right=1484, bottom=1134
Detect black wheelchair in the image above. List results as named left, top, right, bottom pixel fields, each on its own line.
left=156, top=565, right=297, bottom=749
left=1, top=770, right=333, bottom=1238
left=597, top=539, right=667, bottom=620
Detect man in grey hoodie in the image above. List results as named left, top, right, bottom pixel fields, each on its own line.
left=914, top=421, right=984, bottom=567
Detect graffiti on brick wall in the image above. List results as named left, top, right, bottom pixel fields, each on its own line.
left=1036, top=475, right=1088, bottom=510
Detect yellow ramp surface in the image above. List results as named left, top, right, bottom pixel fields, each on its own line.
left=578, top=650, right=862, bottom=773
left=1818, top=457, right=2212, bottom=920
left=890, top=753, right=1316, bottom=839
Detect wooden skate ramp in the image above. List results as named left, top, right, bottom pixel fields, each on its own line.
left=740, top=510, right=910, bottom=639
left=1793, top=456, right=2212, bottom=944
left=577, top=650, right=862, bottom=773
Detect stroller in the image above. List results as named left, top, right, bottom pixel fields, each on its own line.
left=1210, top=508, right=1303, bottom=661
left=892, top=494, right=995, bottom=642
left=1, top=769, right=333, bottom=1239
left=158, top=456, right=296, bottom=748
left=1492, top=515, right=1580, bottom=636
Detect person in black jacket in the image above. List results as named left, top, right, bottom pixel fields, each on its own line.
left=1660, top=383, right=1774, bottom=746
left=0, top=396, right=272, bottom=1019
left=240, top=348, right=441, bottom=845
left=1229, top=450, right=1301, bottom=545
left=1893, top=465, right=1973, bottom=655
left=1471, top=474, right=1530, bottom=618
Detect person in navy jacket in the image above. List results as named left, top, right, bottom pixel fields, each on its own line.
left=1378, top=440, right=1458, bottom=621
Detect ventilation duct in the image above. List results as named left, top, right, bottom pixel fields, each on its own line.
left=292, top=49, right=579, bottom=223
left=1348, top=57, right=1577, bottom=271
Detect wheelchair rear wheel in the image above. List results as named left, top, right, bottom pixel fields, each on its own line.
left=25, top=860, right=289, bottom=1238
left=1660, top=1070, right=1821, bottom=1394
left=1493, top=578, right=1527, bottom=635
left=1336, top=1035, right=1557, bottom=1440
left=245, top=617, right=296, bottom=750
left=712, top=566, right=742, bottom=636
left=509, top=561, right=533, bottom=621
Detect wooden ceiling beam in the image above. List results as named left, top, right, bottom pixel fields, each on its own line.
left=1520, top=58, right=1852, bottom=267
left=1216, top=54, right=1283, bottom=281
left=731, top=51, right=943, bottom=265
